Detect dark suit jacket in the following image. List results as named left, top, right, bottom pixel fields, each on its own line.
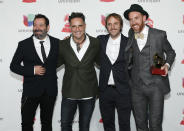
left=126, top=27, right=176, bottom=94
left=10, top=35, right=59, bottom=97
left=97, top=34, right=130, bottom=94
left=57, top=35, right=100, bottom=99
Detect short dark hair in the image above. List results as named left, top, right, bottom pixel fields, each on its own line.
left=105, top=13, right=123, bottom=32
left=69, top=12, right=85, bottom=23
left=33, top=14, right=49, bottom=26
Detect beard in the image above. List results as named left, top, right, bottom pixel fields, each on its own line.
left=33, top=29, right=47, bottom=40
left=131, top=23, right=145, bottom=33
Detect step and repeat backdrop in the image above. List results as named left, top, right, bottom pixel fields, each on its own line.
left=0, top=0, right=184, bottom=131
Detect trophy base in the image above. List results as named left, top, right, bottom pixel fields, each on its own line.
left=151, top=66, right=166, bottom=75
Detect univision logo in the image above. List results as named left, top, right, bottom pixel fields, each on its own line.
left=23, top=14, right=35, bottom=27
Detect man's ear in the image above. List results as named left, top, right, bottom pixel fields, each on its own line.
left=143, top=15, right=147, bottom=22
left=47, top=25, right=50, bottom=32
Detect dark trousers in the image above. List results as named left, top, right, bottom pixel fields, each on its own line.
left=99, top=86, right=131, bottom=131
left=21, top=92, right=56, bottom=131
left=61, top=97, right=96, bottom=131
left=131, top=84, right=164, bottom=131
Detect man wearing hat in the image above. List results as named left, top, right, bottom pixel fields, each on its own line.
left=124, top=4, right=176, bottom=131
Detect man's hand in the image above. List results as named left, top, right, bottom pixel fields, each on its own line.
left=63, top=36, right=70, bottom=40
left=161, top=64, right=169, bottom=76
left=34, top=66, right=46, bottom=75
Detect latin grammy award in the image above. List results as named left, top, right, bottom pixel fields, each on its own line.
left=151, top=53, right=166, bottom=75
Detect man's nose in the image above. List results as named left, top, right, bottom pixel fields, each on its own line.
left=112, top=24, right=116, bottom=29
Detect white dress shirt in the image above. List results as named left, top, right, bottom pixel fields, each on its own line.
left=33, top=36, right=50, bottom=74
left=70, top=35, right=90, bottom=61
left=106, top=34, right=121, bottom=85
left=136, top=26, right=149, bottom=52
left=33, top=35, right=50, bottom=62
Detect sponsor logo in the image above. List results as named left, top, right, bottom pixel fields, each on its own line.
left=146, top=18, right=153, bottom=28
left=18, top=77, right=23, bottom=92
left=58, top=0, right=80, bottom=3
left=180, top=109, right=184, bottom=125
left=178, top=29, right=184, bottom=33
left=0, top=118, right=3, bottom=121
left=23, top=14, right=35, bottom=27
left=18, top=88, right=23, bottom=92
left=61, top=14, right=71, bottom=33
left=177, top=92, right=184, bottom=96
left=101, top=15, right=106, bottom=26
left=100, top=0, right=115, bottom=2
left=138, top=0, right=160, bottom=3
left=18, top=14, right=34, bottom=33
left=18, top=29, right=33, bottom=33
left=0, top=58, right=2, bottom=63
left=178, top=15, right=184, bottom=33
left=96, top=14, right=108, bottom=33
left=181, top=59, right=184, bottom=64
left=22, top=0, right=36, bottom=3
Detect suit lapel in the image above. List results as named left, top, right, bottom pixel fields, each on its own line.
left=102, top=34, right=110, bottom=54
left=125, top=28, right=134, bottom=52
left=147, top=27, right=155, bottom=65
left=114, top=34, right=127, bottom=64
left=102, top=34, right=113, bottom=65
left=65, top=37, right=82, bottom=63
left=80, top=35, right=93, bottom=63
left=30, top=35, right=44, bottom=64
left=46, top=35, right=54, bottom=62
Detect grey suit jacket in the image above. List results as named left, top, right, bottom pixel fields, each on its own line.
left=126, top=27, right=176, bottom=94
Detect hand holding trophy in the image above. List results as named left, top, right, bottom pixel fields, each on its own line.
left=151, top=53, right=166, bottom=75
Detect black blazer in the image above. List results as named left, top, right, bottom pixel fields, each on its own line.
left=10, top=35, right=59, bottom=97
left=98, top=34, right=130, bottom=94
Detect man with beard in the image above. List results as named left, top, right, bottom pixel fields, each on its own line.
left=124, top=4, right=176, bottom=131
left=57, top=12, right=100, bottom=131
left=10, top=14, right=59, bottom=131
left=97, top=13, right=131, bottom=131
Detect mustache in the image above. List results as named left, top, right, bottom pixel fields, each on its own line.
left=110, top=29, right=118, bottom=31
left=33, top=30, right=43, bottom=33
left=132, top=24, right=139, bottom=27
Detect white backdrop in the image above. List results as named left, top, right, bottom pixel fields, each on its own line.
left=0, top=0, right=184, bottom=131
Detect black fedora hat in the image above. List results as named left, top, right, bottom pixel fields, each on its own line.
left=124, top=4, right=149, bottom=20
